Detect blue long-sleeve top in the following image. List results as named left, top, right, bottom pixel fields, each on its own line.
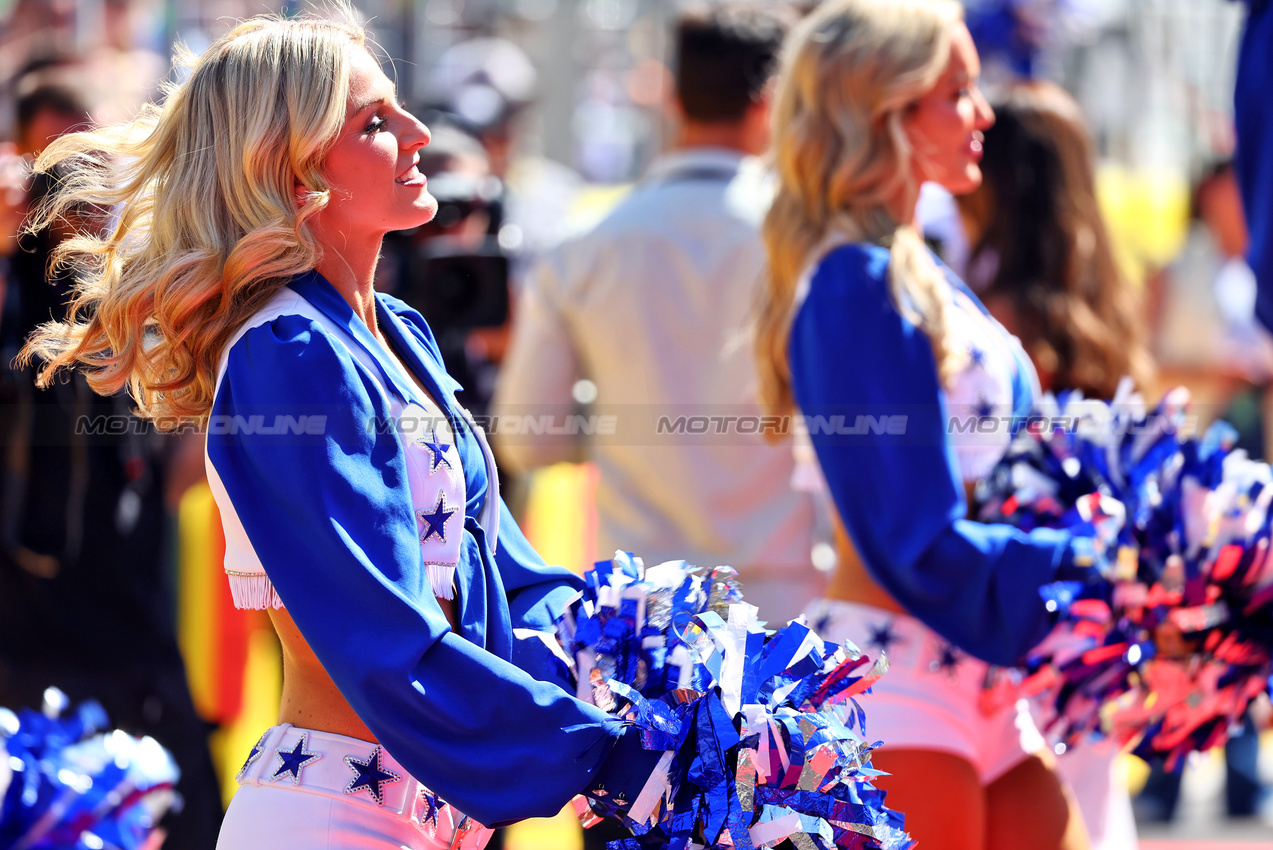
left=788, top=242, right=1087, bottom=667
left=1235, top=0, right=1273, bottom=333
left=204, top=271, right=655, bottom=827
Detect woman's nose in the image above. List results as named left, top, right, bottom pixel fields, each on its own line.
left=973, top=88, right=995, bottom=130
left=403, top=114, right=431, bottom=152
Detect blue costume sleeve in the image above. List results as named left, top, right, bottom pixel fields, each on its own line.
left=206, top=315, right=655, bottom=826
left=1235, top=0, right=1273, bottom=333
left=789, top=244, right=1085, bottom=666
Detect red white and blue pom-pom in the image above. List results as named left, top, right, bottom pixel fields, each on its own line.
left=556, top=552, right=913, bottom=850
left=976, top=382, right=1273, bottom=766
left=0, top=689, right=179, bottom=850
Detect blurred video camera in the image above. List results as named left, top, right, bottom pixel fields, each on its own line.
left=399, top=237, right=509, bottom=331
left=393, top=170, right=509, bottom=331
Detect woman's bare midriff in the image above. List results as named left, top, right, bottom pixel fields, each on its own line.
left=263, top=329, right=462, bottom=742
left=824, top=510, right=907, bottom=614
left=268, top=596, right=457, bottom=742
left=824, top=481, right=979, bottom=613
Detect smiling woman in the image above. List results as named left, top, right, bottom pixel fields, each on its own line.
left=18, top=9, right=661, bottom=850
left=306, top=47, right=436, bottom=270
left=903, top=23, right=993, bottom=197
left=756, top=2, right=1102, bottom=849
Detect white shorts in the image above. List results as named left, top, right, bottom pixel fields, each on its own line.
left=804, top=599, right=1046, bottom=784
left=1053, top=740, right=1137, bottom=850
left=217, top=724, right=492, bottom=850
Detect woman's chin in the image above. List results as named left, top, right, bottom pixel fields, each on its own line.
left=940, top=168, right=983, bottom=198
left=412, top=196, right=440, bottom=226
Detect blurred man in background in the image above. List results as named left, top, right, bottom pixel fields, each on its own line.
left=494, top=3, right=825, bottom=627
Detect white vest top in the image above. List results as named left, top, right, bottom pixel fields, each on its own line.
left=204, top=287, right=496, bottom=609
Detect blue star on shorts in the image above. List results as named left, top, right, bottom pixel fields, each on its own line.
left=344, top=746, right=402, bottom=806
left=931, top=643, right=963, bottom=675
left=867, top=619, right=901, bottom=653
left=272, top=732, right=321, bottom=784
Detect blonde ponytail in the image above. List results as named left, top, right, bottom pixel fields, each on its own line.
left=887, top=223, right=962, bottom=387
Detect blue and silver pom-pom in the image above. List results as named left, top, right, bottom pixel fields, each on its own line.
left=0, top=689, right=180, bottom=850
left=976, top=382, right=1273, bottom=766
left=557, top=553, right=913, bottom=850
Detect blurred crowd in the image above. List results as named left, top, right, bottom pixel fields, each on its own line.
left=0, top=1, right=1270, bottom=849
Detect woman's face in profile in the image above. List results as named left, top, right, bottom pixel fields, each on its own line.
left=903, top=21, right=995, bottom=196
left=308, top=47, right=438, bottom=243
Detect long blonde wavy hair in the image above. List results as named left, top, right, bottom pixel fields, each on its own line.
left=18, top=11, right=365, bottom=427
left=757, top=0, right=965, bottom=419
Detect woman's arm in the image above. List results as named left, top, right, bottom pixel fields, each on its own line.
left=1236, top=2, right=1273, bottom=333
left=206, top=315, right=656, bottom=826
left=789, top=244, right=1090, bottom=666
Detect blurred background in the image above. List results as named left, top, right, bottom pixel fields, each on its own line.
left=0, top=1, right=1269, bottom=848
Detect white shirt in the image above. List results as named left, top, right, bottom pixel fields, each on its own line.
left=493, top=147, right=818, bottom=578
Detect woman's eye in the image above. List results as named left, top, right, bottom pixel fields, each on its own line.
left=366, top=116, right=388, bottom=134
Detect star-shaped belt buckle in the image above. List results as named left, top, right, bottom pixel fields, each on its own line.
left=237, top=732, right=269, bottom=780
left=271, top=732, right=321, bottom=784
left=344, top=745, right=402, bottom=806
left=419, top=787, right=442, bottom=832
